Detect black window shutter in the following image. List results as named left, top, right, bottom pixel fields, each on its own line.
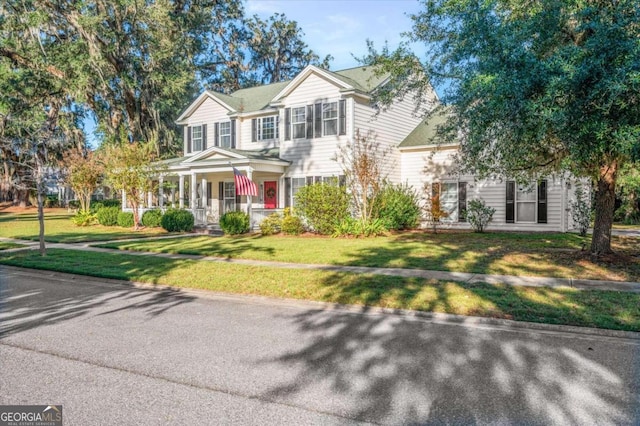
left=207, top=182, right=212, bottom=201
left=339, top=99, right=346, bottom=135
left=214, top=122, right=219, bottom=147
left=458, top=182, right=467, bottom=222
left=202, top=124, right=208, bottom=150
left=306, top=105, right=313, bottom=139
left=338, top=175, right=346, bottom=187
left=187, top=126, right=192, bottom=153
left=284, top=177, right=291, bottom=207
left=506, top=181, right=515, bottom=223
left=285, top=108, right=291, bottom=141
left=306, top=176, right=314, bottom=186
left=236, top=193, right=241, bottom=208
left=537, top=180, right=548, bottom=224
left=275, top=115, right=280, bottom=140
left=230, top=119, right=236, bottom=148
left=251, top=119, right=257, bottom=142
left=218, top=182, right=224, bottom=201
left=314, top=103, right=322, bottom=138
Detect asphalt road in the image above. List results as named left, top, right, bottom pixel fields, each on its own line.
left=1, top=266, right=639, bottom=425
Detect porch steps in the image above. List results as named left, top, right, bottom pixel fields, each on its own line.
left=193, top=224, right=224, bottom=236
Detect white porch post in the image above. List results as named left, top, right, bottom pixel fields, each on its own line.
left=179, top=175, right=185, bottom=208
left=121, top=190, right=127, bottom=210
left=170, top=183, right=175, bottom=208
left=247, top=167, right=253, bottom=225
left=190, top=172, right=197, bottom=210
left=159, top=176, right=164, bottom=208
left=201, top=177, right=208, bottom=211
left=147, top=189, right=153, bottom=209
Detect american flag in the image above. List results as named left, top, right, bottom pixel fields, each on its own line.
left=232, top=166, right=258, bottom=196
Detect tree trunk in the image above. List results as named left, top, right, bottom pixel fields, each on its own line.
left=591, top=160, right=618, bottom=255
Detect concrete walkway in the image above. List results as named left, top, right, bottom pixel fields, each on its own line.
left=2, top=236, right=640, bottom=293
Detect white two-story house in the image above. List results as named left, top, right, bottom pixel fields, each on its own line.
left=144, top=64, right=584, bottom=232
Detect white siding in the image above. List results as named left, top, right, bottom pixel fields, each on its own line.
left=401, top=148, right=574, bottom=232
left=183, top=97, right=233, bottom=156
left=278, top=72, right=351, bottom=177
left=354, top=92, right=435, bottom=184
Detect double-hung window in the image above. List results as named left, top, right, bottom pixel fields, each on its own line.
left=219, top=122, right=231, bottom=148
left=223, top=182, right=236, bottom=213
left=322, top=102, right=338, bottom=136
left=292, top=107, right=306, bottom=139
left=433, top=182, right=467, bottom=222
left=506, top=180, right=547, bottom=223
left=192, top=125, right=203, bottom=152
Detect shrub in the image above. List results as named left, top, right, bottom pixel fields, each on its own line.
left=68, top=200, right=80, bottom=210
left=332, top=217, right=387, bottom=237
left=571, top=185, right=591, bottom=236
left=466, top=199, right=496, bottom=233
left=96, top=206, right=120, bottom=226
left=44, top=195, right=59, bottom=208
left=372, top=183, right=421, bottom=230
left=71, top=211, right=96, bottom=226
left=281, top=208, right=305, bottom=235
left=117, top=211, right=135, bottom=228
left=220, top=211, right=250, bottom=235
left=161, top=208, right=195, bottom=232
left=259, top=213, right=282, bottom=235
left=101, top=199, right=122, bottom=208
left=142, top=209, right=164, bottom=227
left=294, top=183, right=350, bottom=234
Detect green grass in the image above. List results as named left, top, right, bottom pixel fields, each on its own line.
left=0, top=210, right=167, bottom=243
left=1, top=248, right=638, bottom=331
left=97, top=232, right=640, bottom=282
left=0, top=242, right=24, bottom=250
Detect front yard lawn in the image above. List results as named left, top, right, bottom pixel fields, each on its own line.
left=0, top=209, right=167, bottom=243
left=0, top=248, right=638, bottom=331
left=97, top=232, right=640, bottom=282
left=0, top=242, right=24, bottom=250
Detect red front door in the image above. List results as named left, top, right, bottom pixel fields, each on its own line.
left=264, top=181, right=277, bottom=209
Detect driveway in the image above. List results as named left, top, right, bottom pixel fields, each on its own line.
left=1, top=266, right=639, bottom=425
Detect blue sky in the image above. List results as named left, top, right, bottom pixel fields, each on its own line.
left=246, top=0, right=423, bottom=70
left=87, top=0, right=424, bottom=146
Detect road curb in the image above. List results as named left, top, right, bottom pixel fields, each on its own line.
left=3, top=264, right=639, bottom=342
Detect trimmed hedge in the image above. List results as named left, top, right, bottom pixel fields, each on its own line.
left=161, top=209, right=194, bottom=232
left=117, top=211, right=135, bottom=228
left=142, top=209, right=164, bottom=228
left=96, top=206, right=120, bottom=226
left=220, top=211, right=250, bottom=235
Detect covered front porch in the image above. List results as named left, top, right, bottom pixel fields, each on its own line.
left=127, top=147, right=290, bottom=227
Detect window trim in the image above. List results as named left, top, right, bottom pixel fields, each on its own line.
left=256, top=115, right=280, bottom=142
left=291, top=106, right=306, bottom=140
left=191, top=125, right=203, bottom=152
left=515, top=183, right=537, bottom=223
left=219, top=121, right=231, bottom=148
left=434, top=181, right=467, bottom=223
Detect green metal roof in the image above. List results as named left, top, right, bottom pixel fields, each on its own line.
left=399, top=107, right=455, bottom=148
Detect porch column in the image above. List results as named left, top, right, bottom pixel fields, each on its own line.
left=170, top=183, right=175, bottom=208
left=147, top=189, right=153, bottom=209
left=247, top=167, right=253, bottom=224
left=201, top=177, right=208, bottom=211
left=179, top=175, right=185, bottom=208
left=121, top=190, right=127, bottom=210
left=190, top=172, right=197, bottom=210
left=159, top=176, right=164, bottom=208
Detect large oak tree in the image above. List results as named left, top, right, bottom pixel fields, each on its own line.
left=368, top=0, right=640, bottom=254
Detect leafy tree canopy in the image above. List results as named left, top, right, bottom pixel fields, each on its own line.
left=366, top=0, right=640, bottom=254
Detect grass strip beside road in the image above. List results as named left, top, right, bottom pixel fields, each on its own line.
left=96, top=233, right=640, bottom=282
left=0, top=210, right=167, bottom=243
left=1, top=249, right=638, bottom=332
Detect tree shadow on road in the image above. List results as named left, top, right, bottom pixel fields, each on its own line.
left=258, top=307, right=639, bottom=425
left=0, top=267, right=196, bottom=337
